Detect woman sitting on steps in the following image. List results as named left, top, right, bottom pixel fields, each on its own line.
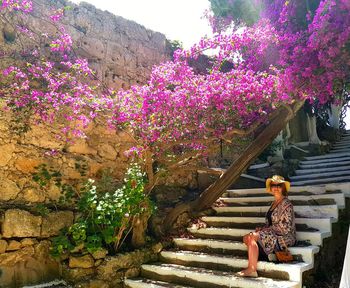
left=237, top=175, right=296, bottom=278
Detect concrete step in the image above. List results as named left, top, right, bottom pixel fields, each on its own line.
left=160, top=251, right=312, bottom=283
left=141, top=263, right=300, bottom=288
left=201, top=216, right=333, bottom=233
left=290, top=170, right=350, bottom=182
left=225, top=185, right=350, bottom=199
left=195, top=219, right=318, bottom=232
left=225, top=187, right=342, bottom=196
left=292, top=176, right=350, bottom=187
left=219, top=198, right=336, bottom=207
left=302, top=152, right=350, bottom=161
left=299, top=153, right=350, bottom=166
left=187, top=227, right=330, bottom=246
left=173, top=238, right=320, bottom=264
left=331, top=146, right=350, bottom=152
left=213, top=204, right=338, bottom=220
left=124, top=278, right=194, bottom=288
left=299, top=159, right=350, bottom=169
left=219, top=193, right=345, bottom=209
left=294, top=165, right=350, bottom=175
left=336, top=136, right=350, bottom=140
left=332, top=142, right=350, bottom=148
left=332, top=140, right=350, bottom=145
left=330, top=148, right=350, bottom=153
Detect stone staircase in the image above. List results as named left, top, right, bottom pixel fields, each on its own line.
left=124, top=132, right=350, bottom=288
left=291, top=130, right=350, bottom=186
left=125, top=185, right=346, bottom=288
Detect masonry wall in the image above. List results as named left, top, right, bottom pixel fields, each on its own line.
left=0, top=1, right=197, bottom=287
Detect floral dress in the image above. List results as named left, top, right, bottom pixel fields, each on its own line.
left=257, top=197, right=296, bottom=255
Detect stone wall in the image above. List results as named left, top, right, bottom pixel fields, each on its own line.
left=0, top=1, right=197, bottom=287
left=0, top=0, right=170, bottom=90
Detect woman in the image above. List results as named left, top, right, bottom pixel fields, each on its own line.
left=237, top=175, right=296, bottom=277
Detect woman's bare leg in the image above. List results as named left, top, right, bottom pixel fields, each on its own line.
left=238, top=232, right=259, bottom=276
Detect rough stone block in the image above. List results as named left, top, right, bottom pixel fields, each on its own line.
left=0, top=246, right=35, bottom=265
left=20, top=238, right=38, bottom=247
left=6, top=240, right=21, bottom=251
left=41, top=211, right=74, bottom=237
left=91, top=248, right=108, bottom=260
left=0, top=178, right=20, bottom=201
left=96, top=247, right=159, bottom=280
left=2, top=209, right=42, bottom=238
left=97, top=143, right=117, bottom=160
left=66, top=139, right=97, bottom=155
left=0, top=143, right=15, bottom=166
left=22, top=188, right=46, bottom=203
left=14, top=157, right=42, bottom=173
left=69, top=255, right=95, bottom=269
left=0, top=240, right=8, bottom=253
left=62, top=265, right=95, bottom=282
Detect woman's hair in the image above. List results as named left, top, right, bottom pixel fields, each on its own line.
left=281, top=184, right=288, bottom=196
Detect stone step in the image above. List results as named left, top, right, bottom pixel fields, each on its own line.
left=302, top=152, right=350, bottom=161
left=160, top=251, right=311, bottom=283
left=300, top=155, right=350, bottom=165
left=329, top=148, right=350, bottom=153
left=299, top=159, right=350, bottom=169
left=141, top=263, right=300, bottom=288
left=331, top=146, right=350, bottom=152
left=225, top=186, right=341, bottom=196
left=124, top=278, right=194, bottom=288
left=331, top=143, right=350, bottom=147
left=173, top=238, right=320, bottom=264
left=332, top=142, right=350, bottom=148
left=219, top=193, right=345, bottom=208
left=201, top=216, right=333, bottom=233
left=187, top=227, right=330, bottom=246
left=196, top=219, right=317, bottom=232
left=295, top=165, right=350, bottom=175
left=292, top=176, right=350, bottom=187
left=290, top=170, right=350, bottom=182
left=213, top=204, right=338, bottom=220
left=219, top=198, right=335, bottom=206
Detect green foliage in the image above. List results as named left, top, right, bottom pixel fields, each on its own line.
left=32, top=163, right=75, bottom=204
left=50, top=163, right=154, bottom=257
left=168, top=39, right=183, bottom=59
left=258, top=140, right=283, bottom=162
left=32, top=164, right=62, bottom=187
left=34, top=203, right=50, bottom=216
left=209, top=0, right=262, bottom=26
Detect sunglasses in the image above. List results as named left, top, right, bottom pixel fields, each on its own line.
left=270, top=184, right=283, bottom=188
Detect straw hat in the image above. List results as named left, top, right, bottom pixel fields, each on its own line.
left=266, top=175, right=290, bottom=193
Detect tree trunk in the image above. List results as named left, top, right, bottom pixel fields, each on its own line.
left=328, top=103, right=342, bottom=129
left=131, top=210, right=151, bottom=248
left=162, top=101, right=304, bottom=232
left=306, top=114, right=321, bottom=144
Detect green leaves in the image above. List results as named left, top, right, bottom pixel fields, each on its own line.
left=51, top=163, right=154, bottom=257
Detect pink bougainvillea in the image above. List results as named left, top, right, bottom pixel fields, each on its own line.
left=1, top=0, right=349, bottom=159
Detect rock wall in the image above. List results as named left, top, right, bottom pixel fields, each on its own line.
left=0, top=0, right=171, bottom=90
left=0, top=1, right=197, bottom=287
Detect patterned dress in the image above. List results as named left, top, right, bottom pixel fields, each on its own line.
left=257, top=197, right=296, bottom=255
